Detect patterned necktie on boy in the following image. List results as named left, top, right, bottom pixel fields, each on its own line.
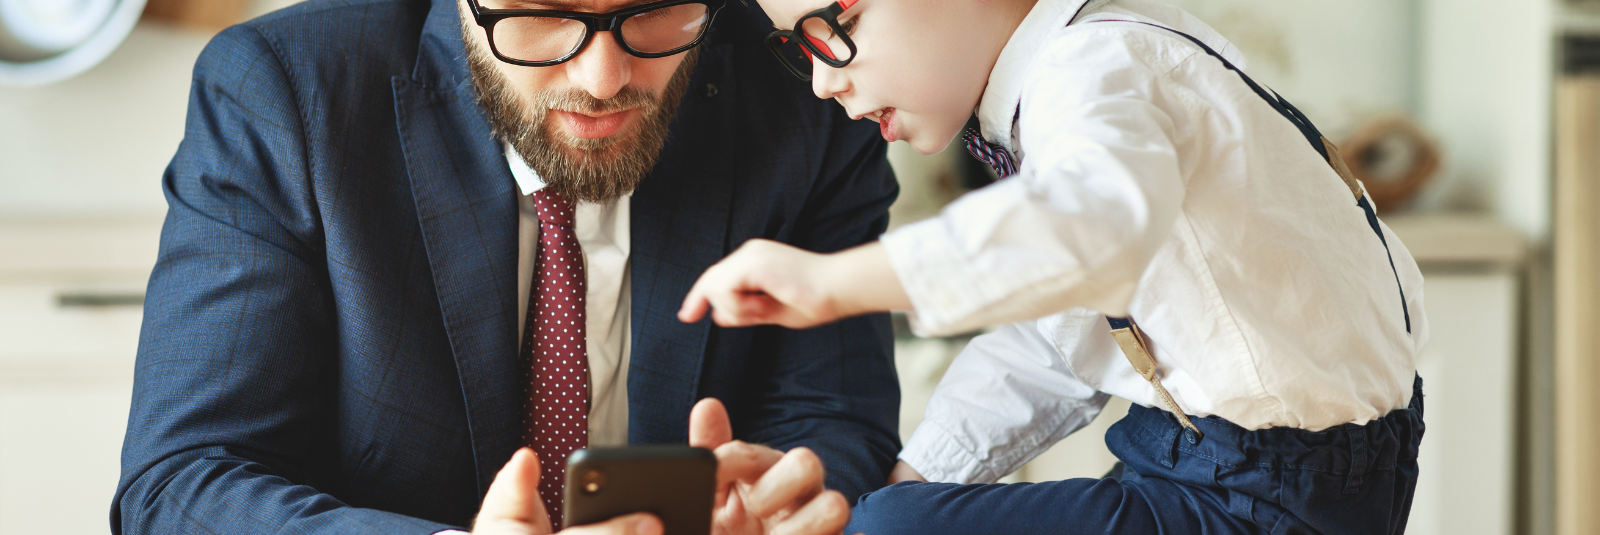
left=963, top=128, right=1017, bottom=178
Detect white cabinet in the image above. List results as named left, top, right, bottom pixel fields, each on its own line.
left=0, top=219, right=160, bottom=534
left=1386, top=215, right=1525, bottom=535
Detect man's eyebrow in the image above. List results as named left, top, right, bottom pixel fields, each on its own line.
left=496, top=0, right=662, bottom=10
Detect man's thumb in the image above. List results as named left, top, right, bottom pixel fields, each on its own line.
left=689, top=398, right=733, bottom=449
left=476, top=448, right=553, bottom=534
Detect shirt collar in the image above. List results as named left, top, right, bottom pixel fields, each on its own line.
left=505, top=142, right=634, bottom=210
left=505, top=142, right=546, bottom=196
left=976, top=0, right=1106, bottom=151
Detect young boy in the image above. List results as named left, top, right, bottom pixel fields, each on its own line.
left=679, top=0, right=1427, bottom=533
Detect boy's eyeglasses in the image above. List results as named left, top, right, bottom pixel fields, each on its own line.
left=468, top=0, right=726, bottom=67
left=763, top=0, right=858, bottom=81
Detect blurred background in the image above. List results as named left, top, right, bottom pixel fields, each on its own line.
left=1, top=0, right=1597, bottom=533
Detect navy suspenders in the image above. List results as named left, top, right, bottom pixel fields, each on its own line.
left=1085, top=20, right=1413, bottom=434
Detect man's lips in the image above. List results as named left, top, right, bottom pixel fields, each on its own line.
left=553, top=108, right=637, bottom=139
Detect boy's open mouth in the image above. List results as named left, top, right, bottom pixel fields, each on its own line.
left=861, top=107, right=898, bottom=142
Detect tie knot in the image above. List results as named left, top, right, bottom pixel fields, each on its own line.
left=962, top=128, right=1018, bottom=179
left=531, top=189, right=575, bottom=227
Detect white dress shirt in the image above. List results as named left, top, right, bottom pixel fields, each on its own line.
left=888, top=0, right=1428, bottom=484
left=508, top=144, right=633, bottom=448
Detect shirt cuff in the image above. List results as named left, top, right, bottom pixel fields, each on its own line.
left=898, top=419, right=996, bottom=484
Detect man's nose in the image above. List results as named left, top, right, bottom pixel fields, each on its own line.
left=566, top=31, right=633, bottom=100
left=811, top=63, right=849, bottom=100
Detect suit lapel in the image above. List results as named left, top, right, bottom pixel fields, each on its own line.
left=627, top=43, right=737, bottom=445
left=395, top=72, right=522, bottom=497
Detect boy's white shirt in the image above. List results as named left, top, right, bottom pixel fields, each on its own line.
left=886, top=0, right=1429, bottom=483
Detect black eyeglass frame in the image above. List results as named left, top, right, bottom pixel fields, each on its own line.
left=763, top=1, right=857, bottom=81
left=468, top=0, right=727, bottom=67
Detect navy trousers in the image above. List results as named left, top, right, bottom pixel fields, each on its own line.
left=849, top=376, right=1424, bottom=535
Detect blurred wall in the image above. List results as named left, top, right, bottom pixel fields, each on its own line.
left=0, top=0, right=303, bottom=222
left=1158, top=0, right=1554, bottom=237
left=1163, top=0, right=1418, bottom=137
left=0, top=24, right=205, bottom=221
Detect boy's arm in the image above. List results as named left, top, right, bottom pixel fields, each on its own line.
left=730, top=114, right=903, bottom=503
left=883, top=64, right=1183, bottom=336
left=900, top=317, right=1111, bottom=484
left=681, top=41, right=1181, bottom=336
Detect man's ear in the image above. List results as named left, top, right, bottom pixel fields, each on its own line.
left=689, top=397, right=734, bottom=449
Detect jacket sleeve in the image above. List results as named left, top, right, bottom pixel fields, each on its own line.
left=734, top=114, right=903, bottom=503
left=111, top=25, right=454, bottom=535
left=899, top=313, right=1111, bottom=483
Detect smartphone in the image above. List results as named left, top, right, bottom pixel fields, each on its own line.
left=563, top=445, right=717, bottom=535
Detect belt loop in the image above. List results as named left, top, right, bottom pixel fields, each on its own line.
left=1343, top=426, right=1371, bottom=494
left=1159, top=415, right=1182, bottom=468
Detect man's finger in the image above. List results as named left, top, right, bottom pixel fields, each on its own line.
left=689, top=398, right=733, bottom=450
left=770, top=490, right=851, bottom=535
left=713, top=440, right=785, bottom=487
left=476, top=448, right=552, bottom=533
left=744, top=447, right=826, bottom=518
left=559, top=512, right=663, bottom=535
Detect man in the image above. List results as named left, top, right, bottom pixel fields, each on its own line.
left=111, top=0, right=900, bottom=531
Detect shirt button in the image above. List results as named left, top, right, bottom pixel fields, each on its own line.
left=705, top=83, right=718, bottom=98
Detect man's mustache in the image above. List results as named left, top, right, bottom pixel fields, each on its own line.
left=533, top=87, right=657, bottom=116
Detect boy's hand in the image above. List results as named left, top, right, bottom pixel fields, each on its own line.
left=677, top=239, right=909, bottom=329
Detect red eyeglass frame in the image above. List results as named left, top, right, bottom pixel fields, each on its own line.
left=764, top=0, right=858, bottom=81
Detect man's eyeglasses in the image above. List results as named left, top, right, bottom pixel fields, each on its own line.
left=763, top=0, right=858, bottom=81
left=469, top=0, right=726, bottom=67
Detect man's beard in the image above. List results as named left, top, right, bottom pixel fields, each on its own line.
left=465, top=27, right=698, bottom=203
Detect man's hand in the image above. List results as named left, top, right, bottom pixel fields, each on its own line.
left=472, top=400, right=850, bottom=535
left=677, top=240, right=910, bottom=329
left=689, top=398, right=852, bottom=535
left=472, top=448, right=663, bottom=535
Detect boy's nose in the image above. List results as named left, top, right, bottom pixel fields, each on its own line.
left=810, top=63, right=849, bottom=100
left=565, top=31, right=633, bottom=100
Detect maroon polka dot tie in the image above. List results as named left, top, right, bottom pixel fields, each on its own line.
left=522, top=189, right=589, bottom=531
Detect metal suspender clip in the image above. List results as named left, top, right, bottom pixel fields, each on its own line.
left=1107, top=318, right=1203, bottom=440
left=1322, top=137, right=1365, bottom=201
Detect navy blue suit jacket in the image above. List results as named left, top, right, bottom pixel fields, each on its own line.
left=112, top=0, right=900, bottom=531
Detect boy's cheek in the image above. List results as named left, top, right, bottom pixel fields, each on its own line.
left=750, top=0, right=796, bottom=29
left=900, top=113, right=962, bottom=155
